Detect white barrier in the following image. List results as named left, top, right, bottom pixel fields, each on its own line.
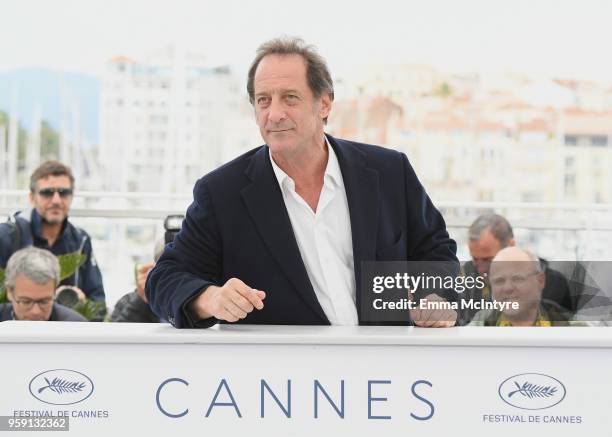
left=1, top=322, right=610, bottom=436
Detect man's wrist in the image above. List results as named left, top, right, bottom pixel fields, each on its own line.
left=189, top=286, right=215, bottom=320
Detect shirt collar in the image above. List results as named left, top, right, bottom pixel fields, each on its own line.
left=269, top=135, right=343, bottom=191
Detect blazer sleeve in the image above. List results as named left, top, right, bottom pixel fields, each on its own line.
left=145, top=178, right=222, bottom=328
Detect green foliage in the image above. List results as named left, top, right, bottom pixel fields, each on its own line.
left=41, top=121, right=60, bottom=158
left=73, top=299, right=107, bottom=321
left=0, top=110, right=61, bottom=188
left=0, top=268, right=6, bottom=303
left=434, top=82, right=453, bottom=97
left=57, top=252, right=88, bottom=281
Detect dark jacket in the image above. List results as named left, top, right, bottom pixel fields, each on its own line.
left=0, top=209, right=105, bottom=302
left=111, top=291, right=160, bottom=323
left=146, top=135, right=458, bottom=328
left=0, top=303, right=87, bottom=322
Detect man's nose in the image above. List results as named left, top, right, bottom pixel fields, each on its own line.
left=51, top=191, right=62, bottom=203
left=268, top=97, right=286, bottom=123
left=29, top=303, right=44, bottom=317
left=499, top=280, right=515, bottom=294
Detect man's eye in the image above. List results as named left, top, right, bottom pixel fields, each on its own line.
left=257, top=97, right=269, bottom=105
left=286, top=95, right=298, bottom=101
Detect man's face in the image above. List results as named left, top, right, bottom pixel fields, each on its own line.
left=490, top=261, right=544, bottom=319
left=253, top=54, right=331, bottom=156
left=29, top=175, right=73, bottom=225
left=7, top=274, right=56, bottom=321
left=468, top=230, right=505, bottom=276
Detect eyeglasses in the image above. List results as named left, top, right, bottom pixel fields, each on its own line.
left=13, top=297, right=55, bottom=310
left=490, top=271, right=539, bottom=288
left=37, top=188, right=73, bottom=198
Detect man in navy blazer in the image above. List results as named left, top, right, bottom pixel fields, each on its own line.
left=146, top=37, right=458, bottom=329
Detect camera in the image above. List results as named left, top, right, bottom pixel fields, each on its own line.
left=164, top=214, right=184, bottom=244
left=55, top=287, right=81, bottom=308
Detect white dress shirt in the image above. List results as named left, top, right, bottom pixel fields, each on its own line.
left=269, top=138, right=358, bottom=325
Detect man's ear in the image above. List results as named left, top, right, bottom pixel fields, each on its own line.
left=508, top=239, right=516, bottom=247
left=536, top=271, right=546, bottom=289
left=319, top=93, right=332, bottom=120
left=6, top=289, right=14, bottom=302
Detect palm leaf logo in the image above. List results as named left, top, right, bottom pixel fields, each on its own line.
left=38, top=377, right=86, bottom=395
left=508, top=381, right=557, bottom=399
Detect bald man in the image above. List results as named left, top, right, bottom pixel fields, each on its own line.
left=458, top=214, right=574, bottom=325
left=469, top=247, right=570, bottom=327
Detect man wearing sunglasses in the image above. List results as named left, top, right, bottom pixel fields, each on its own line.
left=0, top=161, right=105, bottom=310
left=1, top=247, right=86, bottom=321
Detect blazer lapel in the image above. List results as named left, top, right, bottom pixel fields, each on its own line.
left=241, top=146, right=329, bottom=323
left=328, top=135, right=379, bottom=321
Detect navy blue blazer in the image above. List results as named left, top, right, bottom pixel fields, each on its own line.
left=146, top=135, right=458, bottom=328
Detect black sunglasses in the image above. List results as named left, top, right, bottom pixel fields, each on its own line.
left=37, top=188, right=73, bottom=198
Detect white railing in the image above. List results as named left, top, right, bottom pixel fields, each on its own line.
left=2, top=190, right=612, bottom=230
left=3, top=190, right=612, bottom=308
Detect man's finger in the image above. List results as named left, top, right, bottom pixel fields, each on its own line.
left=138, top=262, right=155, bottom=274
left=236, top=286, right=265, bottom=310
left=414, top=315, right=436, bottom=327
left=228, top=292, right=255, bottom=314
left=224, top=299, right=248, bottom=320
left=221, top=307, right=239, bottom=322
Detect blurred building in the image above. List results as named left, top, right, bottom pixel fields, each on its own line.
left=331, top=65, right=612, bottom=206
left=99, top=46, right=257, bottom=194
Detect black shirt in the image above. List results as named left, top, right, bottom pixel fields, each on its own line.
left=0, top=303, right=87, bottom=322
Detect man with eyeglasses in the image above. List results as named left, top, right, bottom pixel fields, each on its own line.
left=0, top=161, right=105, bottom=309
left=468, top=247, right=570, bottom=326
left=457, top=213, right=572, bottom=325
left=1, top=247, right=86, bottom=321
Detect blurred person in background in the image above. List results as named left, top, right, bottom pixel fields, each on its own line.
left=1, top=247, right=86, bottom=322
left=469, top=247, right=570, bottom=326
left=111, top=216, right=182, bottom=323
left=0, top=161, right=106, bottom=320
left=458, top=213, right=572, bottom=324
left=111, top=240, right=165, bottom=323
left=0, top=161, right=105, bottom=301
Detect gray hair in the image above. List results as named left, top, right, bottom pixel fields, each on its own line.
left=468, top=213, right=514, bottom=246
left=246, top=36, right=334, bottom=123
left=4, top=247, right=60, bottom=291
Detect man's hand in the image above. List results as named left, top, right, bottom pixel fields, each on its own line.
left=409, top=293, right=456, bottom=328
left=136, top=262, right=156, bottom=303
left=190, top=278, right=266, bottom=322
